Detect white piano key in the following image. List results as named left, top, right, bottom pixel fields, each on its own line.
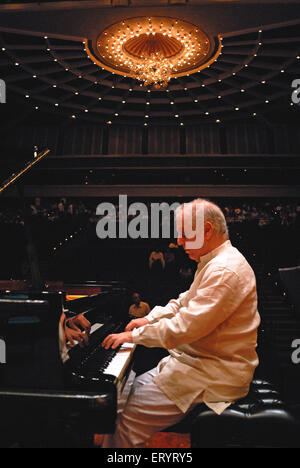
left=103, top=343, right=136, bottom=379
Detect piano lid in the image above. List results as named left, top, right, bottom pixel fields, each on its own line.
left=0, top=147, right=50, bottom=195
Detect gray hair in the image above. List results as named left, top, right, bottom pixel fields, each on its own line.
left=176, top=198, right=229, bottom=239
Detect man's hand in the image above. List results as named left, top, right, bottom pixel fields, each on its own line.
left=102, top=331, right=133, bottom=350
left=125, top=317, right=149, bottom=332
left=68, top=313, right=91, bottom=335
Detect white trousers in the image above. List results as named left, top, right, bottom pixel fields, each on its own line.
left=102, top=367, right=187, bottom=448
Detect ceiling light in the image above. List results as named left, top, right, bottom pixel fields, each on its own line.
left=93, top=16, right=218, bottom=89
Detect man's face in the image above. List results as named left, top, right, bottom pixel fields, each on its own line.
left=177, top=234, right=206, bottom=262
left=132, top=294, right=140, bottom=305
left=176, top=208, right=212, bottom=262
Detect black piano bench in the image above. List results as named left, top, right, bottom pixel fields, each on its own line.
left=166, top=379, right=300, bottom=448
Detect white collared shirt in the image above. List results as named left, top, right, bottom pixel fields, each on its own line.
left=132, top=240, right=261, bottom=414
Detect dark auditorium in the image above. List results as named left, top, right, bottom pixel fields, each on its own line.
left=0, top=0, right=300, bottom=451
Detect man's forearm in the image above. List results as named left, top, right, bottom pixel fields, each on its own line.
left=147, top=291, right=189, bottom=323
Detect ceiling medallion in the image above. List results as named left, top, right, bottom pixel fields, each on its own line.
left=85, top=16, right=221, bottom=89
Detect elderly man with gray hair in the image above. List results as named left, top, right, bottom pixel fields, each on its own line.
left=102, top=198, right=261, bottom=448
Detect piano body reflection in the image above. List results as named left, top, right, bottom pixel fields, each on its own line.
left=0, top=150, right=136, bottom=447
left=0, top=286, right=136, bottom=447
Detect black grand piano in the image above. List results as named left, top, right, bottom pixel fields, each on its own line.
left=0, top=150, right=136, bottom=447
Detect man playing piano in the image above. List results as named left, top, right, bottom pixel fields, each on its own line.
left=102, top=199, right=261, bottom=448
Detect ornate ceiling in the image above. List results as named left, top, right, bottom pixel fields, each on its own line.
left=0, top=1, right=299, bottom=127
left=92, top=17, right=215, bottom=79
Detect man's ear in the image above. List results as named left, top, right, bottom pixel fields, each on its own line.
left=204, top=221, right=214, bottom=240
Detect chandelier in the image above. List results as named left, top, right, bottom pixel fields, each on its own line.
left=133, top=51, right=174, bottom=88
left=85, top=17, right=221, bottom=89
left=122, top=31, right=182, bottom=88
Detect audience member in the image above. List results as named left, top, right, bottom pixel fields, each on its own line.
left=149, top=248, right=165, bottom=272
left=129, top=293, right=150, bottom=319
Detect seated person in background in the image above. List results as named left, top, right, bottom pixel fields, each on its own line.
left=30, top=197, right=43, bottom=215
left=149, top=248, right=165, bottom=272
left=129, top=292, right=150, bottom=319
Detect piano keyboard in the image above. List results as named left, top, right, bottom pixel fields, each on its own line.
left=103, top=342, right=135, bottom=379
left=66, top=320, right=136, bottom=393
left=88, top=322, right=136, bottom=380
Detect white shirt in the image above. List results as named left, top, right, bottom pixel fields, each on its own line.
left=132, top=240, right=261, bottom=414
